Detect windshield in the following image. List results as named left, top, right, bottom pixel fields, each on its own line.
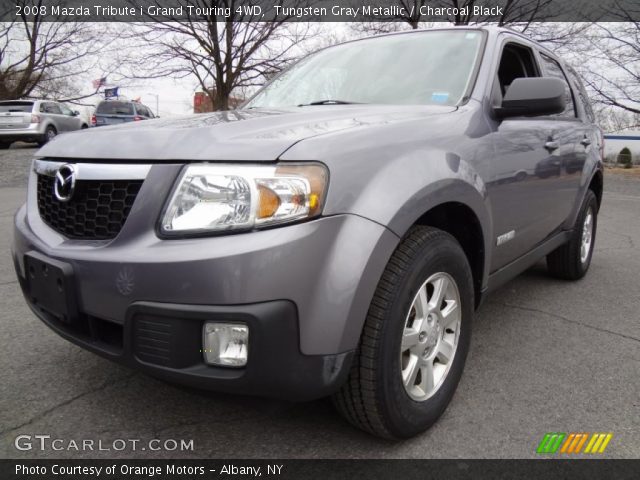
left=96, top=101, right=134, bottom=115
left=0, top=101, right=33, bottom=113
left=246, top=30, right=484, bottom=109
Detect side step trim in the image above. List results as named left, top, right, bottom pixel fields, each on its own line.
left=485, top=230, right=572, bottom=294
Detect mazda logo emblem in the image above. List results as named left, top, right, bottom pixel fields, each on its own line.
left=54, top=164, right=76, bottom=202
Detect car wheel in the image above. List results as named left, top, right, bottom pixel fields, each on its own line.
left=0, top=141, right=10, bottom=150
left=547, top=189, right=598, bottom=280
left=81, top=124, right=88, bottom=129
left=333, top=226, right=474, bottom=439
left=38, top=126, right=57, bottom=146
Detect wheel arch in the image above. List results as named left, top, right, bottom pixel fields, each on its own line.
left=588, top=168, right=603, bottom=211
left=44, top=122, right=57, bottom=133
left=411, top=202, right=486, bottom=309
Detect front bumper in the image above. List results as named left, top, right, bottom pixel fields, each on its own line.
left=17, top=283, right=353, bottom=401
left=13, top=180, right=398, bottom=399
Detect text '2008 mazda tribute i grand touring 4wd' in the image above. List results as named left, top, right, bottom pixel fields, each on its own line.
left=13, top=27, right=603, bottom=439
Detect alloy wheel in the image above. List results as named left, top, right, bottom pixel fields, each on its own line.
left=400, top=272, right=462, bottom=402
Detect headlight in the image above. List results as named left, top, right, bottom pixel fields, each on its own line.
left=161, top=163, right=328, bottom=235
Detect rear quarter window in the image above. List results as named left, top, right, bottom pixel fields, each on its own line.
left=566, top=68, right=596, bottom=123
left=96, top=102, right=134, bottom=115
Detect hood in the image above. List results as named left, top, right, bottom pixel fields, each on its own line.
left=37, top=105, right=456, bottom=162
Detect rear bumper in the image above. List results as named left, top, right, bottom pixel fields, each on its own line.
left=16, top=267, right=353, bottom=401
left=0, top=126, right=45, bottom=143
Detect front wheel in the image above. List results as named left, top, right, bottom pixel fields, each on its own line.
left=333, top=226, right=474, bottom=439
left=547, top=190, right=598, bottom=280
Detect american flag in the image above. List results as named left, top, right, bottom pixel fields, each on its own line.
left=92, top=77, right=107, bottom=89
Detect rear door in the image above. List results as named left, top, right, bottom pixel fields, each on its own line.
left=563, top=66, right=600, bottom=222
left=535, top=52, right=586, bottom=227
left=41, top=102, right=67, bottom=132
left=0, top=101, right=34, bottom=130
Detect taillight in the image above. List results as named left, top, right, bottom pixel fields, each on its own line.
left=91, top=114, right=96, bottom=126
left=30, top=114, right=40, bottom=124
left=133, top=115, right=144, bottom=121
left=599, top=130, right=605, bottom=160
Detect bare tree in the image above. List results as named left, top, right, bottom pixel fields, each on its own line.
left=0, top=1, right=109, bottom=102
left=126, top=1, right=319, bottom=111
left=351, top=0, right=585, bottom=45
left=581, top=19, right=640, bottom=115
left=592, top=104, right=640, bottom=132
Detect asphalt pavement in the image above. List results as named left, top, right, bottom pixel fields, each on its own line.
left=0, top=143, right=638, bottom=459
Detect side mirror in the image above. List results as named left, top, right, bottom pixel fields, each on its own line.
left=495, top=77, right=566, bottom=119
left=72, top=110, right=80, bottom=116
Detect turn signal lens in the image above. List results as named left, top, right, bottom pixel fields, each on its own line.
left=257, top=184, right=281, bottom=219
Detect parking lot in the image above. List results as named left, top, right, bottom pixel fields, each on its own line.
left=0, top=144, right=638, bottom=459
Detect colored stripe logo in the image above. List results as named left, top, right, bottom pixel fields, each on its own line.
left=537, top=433, right=613, bottom=454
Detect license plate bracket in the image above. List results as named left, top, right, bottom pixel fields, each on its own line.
left=24, top=252, right=78, bottom=324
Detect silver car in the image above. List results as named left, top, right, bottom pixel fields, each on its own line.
left=0, top=100, right=89, bottom=149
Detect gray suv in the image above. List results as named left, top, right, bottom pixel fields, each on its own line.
left=12, top=27, right=603, bottom=439
left=0, top=100, right=88, bottom=148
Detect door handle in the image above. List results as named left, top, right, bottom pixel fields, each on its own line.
left=580, top=137, right=591, bottom=147
left=544, top=141, right=559, bottom=152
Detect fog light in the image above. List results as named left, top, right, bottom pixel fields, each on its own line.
left=203, top=323, right=249, bottom=367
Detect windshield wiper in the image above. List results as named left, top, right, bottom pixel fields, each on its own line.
left=297, top=99, right=361, bottom=106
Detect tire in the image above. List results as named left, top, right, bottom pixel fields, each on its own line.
left=0, top=141, right=9, bottom=150
left=333, top=226, right=474, bottom=439
left=81, top=124, right=88, bottom=129
left=547, top=189, right=598, bottom=280
left=38, top=126, right=57, bottom=146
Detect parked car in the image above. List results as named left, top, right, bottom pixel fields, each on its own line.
left=0, top=100, right=88, bottom=148
left=13, top=27, right=603, bottom=439
left=91, top=100, right=155, bottom=127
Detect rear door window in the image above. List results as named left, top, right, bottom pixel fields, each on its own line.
left=96, top=102, right=134, bottom=115
left=42, top=102, right=62, bottom=114
left=538, top=53, right=576, bottom=118
left=0, top=101, right=34, bottom=113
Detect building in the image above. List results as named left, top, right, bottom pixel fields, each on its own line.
left=193, top=90, right=244, bottom=113
left=604, top=130, right=640, bottom=165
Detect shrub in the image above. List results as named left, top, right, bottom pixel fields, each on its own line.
left=618, top=147, right=633, bottom=169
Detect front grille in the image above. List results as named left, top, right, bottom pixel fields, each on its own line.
left=37, top=175, right=143, bottom=240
